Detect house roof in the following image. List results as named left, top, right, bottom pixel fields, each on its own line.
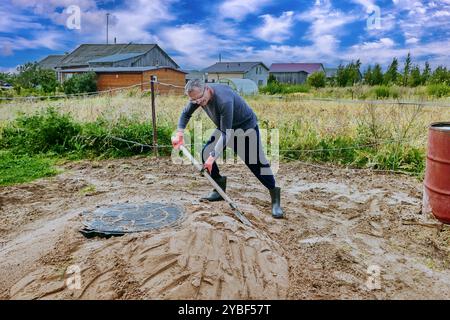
left=184, top=70, right=206, bottom=80
left=59, top=66, right=188, bottom=73
left=57, top=44, right=158, bottom=68
left=38, top=55, right=66, bottom=70
left=88, top=52, right=144, bottom=63
left=202, top=62, right=269, bottom=73
left=270, top=63, right=325, bottom=74
left=325, top=67, right=338, bottom=77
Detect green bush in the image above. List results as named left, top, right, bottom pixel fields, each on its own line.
left=374, top=86, right=391, bottom=99
left=260, top=82, right=310, bottom=94
left=0, top=107, right=81, bottom=154
left=427, top=84, right=450, bottom=98
left=307, top=72, right=326, bottom=88
left=0, top=107, right=173, bottom=159
left=63, top=72, right=97, bottom=94
left=14, top=62, right=58, bottom=93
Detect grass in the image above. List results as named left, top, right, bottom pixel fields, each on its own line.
left=1, top=89, right=449, bottom=186
left=0, top=150, right=58, bottom=186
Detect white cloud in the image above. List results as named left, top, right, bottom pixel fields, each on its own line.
left=219, top=0, right=272, bottom=21
left=298, top=0, right=357, bottom=40
left=8, top=0, right=177, bottom=44
left=253, top=11, right=295, bottom=43
left=0, top=65, right=20, bottom=74
left=159, top=24, right=238, bottom=68
left=0, top=31, right=64, bottom=56
left=405, top=37, right=419, bottom=44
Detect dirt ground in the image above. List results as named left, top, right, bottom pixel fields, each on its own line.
left=0, top=156, right=449, bottom=300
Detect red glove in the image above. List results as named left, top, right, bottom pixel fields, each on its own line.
left=203, top=155, right=215, bottom=174
left=171, top=131, right=184, bottom=150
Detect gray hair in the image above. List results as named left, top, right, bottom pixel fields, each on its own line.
left=185, top=78, right=206, bottom=95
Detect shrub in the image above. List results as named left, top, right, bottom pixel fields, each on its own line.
left=63, top=72, right=97, bottom=94
left=0, top=107, right=81, bottom=154
left=307, top=72, right=326, bottom=88
left=374, top=86, right=390, bottom=99
left=260, top=83, right=310, bottom=95
left=427, top=84, right=450, bottom=98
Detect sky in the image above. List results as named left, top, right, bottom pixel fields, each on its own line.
left=0, top=0, right=449, bottom=73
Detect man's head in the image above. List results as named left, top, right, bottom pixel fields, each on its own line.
left=185, top=79, right=213, bottom=107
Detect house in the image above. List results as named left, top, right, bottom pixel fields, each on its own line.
left=184, top=70, right=206, bottom=83
left=38, top=54, right=66, bottom=71
left=269, top=63, right=326, bottom=84
left=325, top=67, right=338, bottom=79
left=202, top=62, right=269, bottom=86
left=53, top=43, right=185, bottom=93
left=58, top=66, right=187, bottom=94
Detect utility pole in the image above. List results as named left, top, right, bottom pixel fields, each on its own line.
left=106, top=13, right=110, bottom=44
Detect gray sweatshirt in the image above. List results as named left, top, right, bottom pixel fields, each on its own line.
left=177, top=84, right=258, bottom=158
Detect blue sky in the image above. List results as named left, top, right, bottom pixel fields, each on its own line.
left=1, top=0, right=449, bottom=72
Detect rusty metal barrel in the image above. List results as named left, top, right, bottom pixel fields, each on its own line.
left=423, top=122, right=450, bottom=224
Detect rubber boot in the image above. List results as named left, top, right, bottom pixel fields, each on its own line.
left=269, top=187, right=284, bottom=219
left=200, top=176, right=227, bottom=202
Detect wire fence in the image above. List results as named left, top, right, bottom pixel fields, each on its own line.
left=2, top=79, right=449, bottom=107
left=1, top=79, right=425, bottom=176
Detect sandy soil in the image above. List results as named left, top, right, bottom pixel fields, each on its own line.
left=0, top=156, right=449, bottom=300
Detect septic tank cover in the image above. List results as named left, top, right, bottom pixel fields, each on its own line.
left=80, top=202, right=184, bottom=237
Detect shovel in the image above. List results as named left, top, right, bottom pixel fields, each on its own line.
left=179, top=145, right=252, bottom=227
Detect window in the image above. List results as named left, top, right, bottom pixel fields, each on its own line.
left=258, top=80, right=263, bottom=86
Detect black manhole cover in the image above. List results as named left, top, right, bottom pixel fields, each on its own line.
left=80, top=202, right=184, bottom=238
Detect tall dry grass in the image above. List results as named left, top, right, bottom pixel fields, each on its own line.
left=1, top=90, right=449, bottom=174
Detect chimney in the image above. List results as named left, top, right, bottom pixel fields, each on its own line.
left=114, top=37, right=117, bottom=44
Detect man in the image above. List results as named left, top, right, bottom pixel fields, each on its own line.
left=172, top=79, right=283, bottom=219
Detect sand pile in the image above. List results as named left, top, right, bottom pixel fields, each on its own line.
left=6, top=206, right=288, bottom=299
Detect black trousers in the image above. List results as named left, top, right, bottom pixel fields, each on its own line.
left=201, top=125, right=276, bottom=190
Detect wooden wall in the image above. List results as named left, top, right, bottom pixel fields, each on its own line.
left=96, top=73, right=142, bottom=91
left=142, top=68, right=186, bottom=95
left=96, top=68, right=185, bottom=94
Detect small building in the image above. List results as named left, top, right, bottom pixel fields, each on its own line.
left=324, top=67, right=338, bottom=78
left=269, top=63, right=326, bottom=84
left=202, top=62, right=269, bottom=86
left=218, top=78, right=259, bottom=95
left=184, top=70, right=206, bottom=83
left=38, top=54, right=66, bottom=80
left=59, top=66, right=187, bottom=95
left=56, top=43, right=179, bottom=82
left=38, top=54, right=66, bottom=70
left=51, top=43, right=185, bottom=93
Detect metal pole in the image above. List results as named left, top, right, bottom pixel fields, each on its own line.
left=106, top=13, right=110, bottom=44
left=150, top=76, right=158, bottom=157
left=179, top=145, right=252, bottom=227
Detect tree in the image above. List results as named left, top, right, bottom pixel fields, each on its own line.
left=408, top=65, right=422, bottom=87
left=384, top=57, right=399, bottom=85
left=421, top=61, right=431, bottom=85
left=402, top=52, right=412, bottom=86
left=363, top=65, right=373, bottom=85
left=14, top=62, right=58, bottom=93
left=307, top=71, right=326, bottom=88
left=335, top=60, right=362, bottom=87
left=267, top=74, right=277, bottom=84
left=63, top=72, right=97, bottom=94
left=429, top=66, right=450, bottom=85
left=372, top=64, right=384, bottom=85
left=336, top=64, right=347, bottom=87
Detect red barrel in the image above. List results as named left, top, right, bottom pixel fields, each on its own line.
left=423, top=122, right=450, bottom=224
